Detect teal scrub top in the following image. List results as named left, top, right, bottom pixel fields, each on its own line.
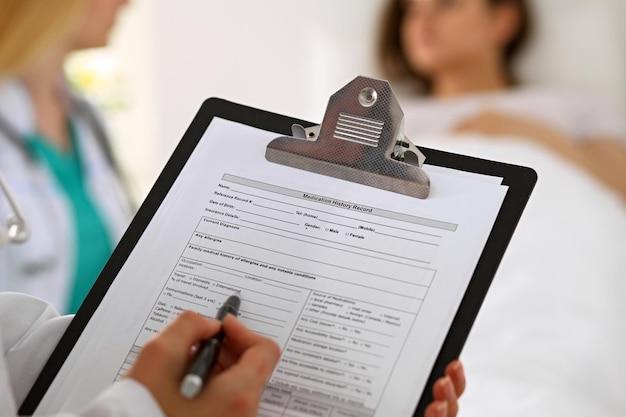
left=26, top=123, right=112, bottom=314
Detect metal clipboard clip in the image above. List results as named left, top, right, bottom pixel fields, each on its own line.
left=0, top=173, right=30, bottom=248
left=266, top=76, right=430, bottom=199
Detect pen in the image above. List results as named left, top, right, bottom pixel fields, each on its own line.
left=180, top=293, right=241, bottom=399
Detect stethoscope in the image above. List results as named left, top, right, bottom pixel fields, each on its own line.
left=0, top=94, right=129, bottom=253
left=0, top=172, right=29, bottom=248
left=0, top=96, right=107, bottom=254
left=0, top=95, right=117, bottom=169
left=0, top=93, right=133, bottom=281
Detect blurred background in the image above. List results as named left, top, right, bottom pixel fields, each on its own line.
left=76, top=1, right=385, bottom=201
left=50, top=0, right=626, bottom=415
left=77, top=0, right=626, bottom=201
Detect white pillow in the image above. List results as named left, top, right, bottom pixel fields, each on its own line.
left=517, top=0, right=626, bottom=115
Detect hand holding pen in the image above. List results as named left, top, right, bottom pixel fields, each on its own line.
left=181, top=294, right=242, bottom=398
left=125, top=302, right=466, bottom=417
left=126, top=309, right=281, bottom=417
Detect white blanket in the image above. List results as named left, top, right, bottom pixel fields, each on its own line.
left=418, top=135, right=626, bottom=417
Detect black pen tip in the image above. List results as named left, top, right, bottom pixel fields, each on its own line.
left=227, top=294, right=241, bottom=310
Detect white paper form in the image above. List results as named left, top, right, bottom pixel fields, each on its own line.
left=35, top=118, right=508, bottom=417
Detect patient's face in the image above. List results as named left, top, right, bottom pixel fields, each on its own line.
left=72, top=0, right=130, bottom=50
left=401, top=0, right=504, bottom=76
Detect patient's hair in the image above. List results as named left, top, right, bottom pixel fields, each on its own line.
left=0, top=0, right=84, bottom=77
left=379, top=0, right=532, bottom=92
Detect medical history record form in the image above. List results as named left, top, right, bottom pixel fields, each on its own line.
left=33, top=117, right=512, bottom=417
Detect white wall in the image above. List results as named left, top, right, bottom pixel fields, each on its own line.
left=150, top=1, right=385, bottom=159
left=106, top=0, right=385, bottom=198
left=102, top=0, right=159, bottom=201
left=106, top=0, right=626, bottom=199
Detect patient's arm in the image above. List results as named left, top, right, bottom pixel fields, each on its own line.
left=455, top=111, right=626, bottom=200
left=577, top=139, right=626, bottom=200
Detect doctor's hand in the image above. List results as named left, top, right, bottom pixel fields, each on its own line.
left=126, top=311, right=280, bottom=417
left=424, top=360, right=466, bottom=417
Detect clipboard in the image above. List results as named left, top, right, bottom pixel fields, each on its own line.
left=20, top=77, right=536, bottom=417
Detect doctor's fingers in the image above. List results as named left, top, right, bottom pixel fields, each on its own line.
left=445, top=360, right=466, bottom=397
left=202, top=334, right=280, bottom=416
left=211, top=319, right=280, bottom=385
left=424, top=401, right=449, bottom=417
left=432, top=376, right=459, bottom=417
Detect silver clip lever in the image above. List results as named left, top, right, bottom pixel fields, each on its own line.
left=266, top=76, right=430, bottom=199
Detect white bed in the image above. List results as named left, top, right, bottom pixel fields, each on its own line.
left=415, top=135, right=626, bottom=417
left=399, top=1, right=626, bottom=414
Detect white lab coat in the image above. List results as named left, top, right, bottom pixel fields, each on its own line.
left=0, top=292, right=165, bottom=417
left=0, top=79, right=133, bottom=313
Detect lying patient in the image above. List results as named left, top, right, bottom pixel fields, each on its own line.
left=378, top=1, right=626, bottom=416
left=379, top=0, right=626, bottom=200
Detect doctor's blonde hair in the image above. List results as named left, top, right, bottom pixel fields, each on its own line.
left=0, top=0, right=85, bottom=77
